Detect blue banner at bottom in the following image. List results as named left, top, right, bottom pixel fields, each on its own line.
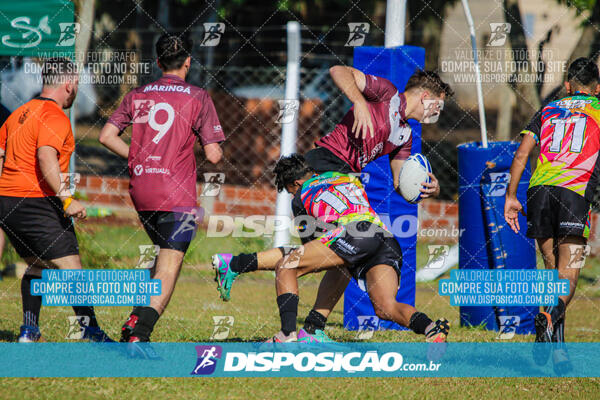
left=0, top=342, right=598, bottom=377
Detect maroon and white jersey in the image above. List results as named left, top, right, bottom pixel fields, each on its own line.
left=108, top=74, right=224, bottom=211
left=315, top=74, right=412, bottom=172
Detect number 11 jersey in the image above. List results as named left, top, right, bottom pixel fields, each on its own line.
left=108, top=74, right=225, bottom=211
left=521, top=94, right=600, bottom=202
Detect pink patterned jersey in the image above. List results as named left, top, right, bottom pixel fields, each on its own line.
left=108, top=74, right=225, bottom=211
left=522, top=94, right=600, bottom=201
left=315, top=74, right=413, bottom=172
left=291, top=171, right=387, bottom=230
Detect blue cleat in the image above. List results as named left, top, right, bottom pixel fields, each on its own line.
left=297, top=328, right=335, bottom=343
left=82, top=326, right=115, bottom=342
left=18, top=325, right=42, bottom=343
left=212, top=253, right=239, bottom=301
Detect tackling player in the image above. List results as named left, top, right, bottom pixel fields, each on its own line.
left=504, top=57, right=600, bottom=370
left=0, top=58, right=112, bottom=342
left=99, top=34, right=224, bottom=351
left=214, top=154, right=450, bottom=343
left=215, top=67, right=453, bottom=340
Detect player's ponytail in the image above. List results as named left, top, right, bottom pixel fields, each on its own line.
left=155, top=33, right=193, bottom=71
left=273, top=154, right=314, bottom=192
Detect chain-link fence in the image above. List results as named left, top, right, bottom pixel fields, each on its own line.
left=1, top=24, right=463, bottom=197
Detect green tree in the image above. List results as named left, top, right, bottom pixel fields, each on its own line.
left=407, top=0, right=460, bottom=70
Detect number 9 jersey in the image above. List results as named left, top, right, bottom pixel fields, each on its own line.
left=107, top=74, right=225, bottom=211
left=522, top=94, right=600, bottom=202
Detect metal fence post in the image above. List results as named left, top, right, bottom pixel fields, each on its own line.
left=273, top=21, right=300, bottom=247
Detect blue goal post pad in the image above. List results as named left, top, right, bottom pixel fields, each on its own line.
left=344, top=46, right=424, bottom=332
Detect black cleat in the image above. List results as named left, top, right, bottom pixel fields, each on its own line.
left=127, top=337, right=161, bottom=360
left=533, top=312, right=553, bottom=365
left=552, top=348, right=573, bottom=376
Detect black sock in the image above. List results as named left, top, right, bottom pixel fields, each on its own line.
left=544, top=298, right=566, bottom=326
left=230, top=253, right=258, bottom=274
left=72, top=306, right=99, bottom=328
left=553, top=318, right=566, bottom=348
left=130, top=306, right=160, bottom=341
left=277, top=293, right=299, bottom=336
left=303, top=309, right=327, bottom=334
left=21, top=274, right=42, bottom=327
left=409, top=312, right=433, bottom=335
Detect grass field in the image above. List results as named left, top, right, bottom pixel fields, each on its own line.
left=1, top=218, right=600, bottom=398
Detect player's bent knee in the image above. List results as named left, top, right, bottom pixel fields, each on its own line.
left=371, top=299, right=396, bottom=320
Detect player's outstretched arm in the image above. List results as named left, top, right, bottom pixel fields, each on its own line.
left=329, top=65, right=373, bottom=139
left=504, top=134, right=536, bottom=233
left=99, top=123, right=129, bottom=159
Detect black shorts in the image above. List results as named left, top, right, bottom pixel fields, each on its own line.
left=526, top=185, right=591, bottom=239
left=305, top=147, right=353, bottom=174
left=320, top=220, right=402, bottom=280
left=0, top=196, right=79, bottom=260
left=138, top=211, right=197, bottom=253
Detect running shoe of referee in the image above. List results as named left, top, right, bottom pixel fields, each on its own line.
left=0, top=58, right=113, bottom=343
left=99, top=33, right=224, bottom=352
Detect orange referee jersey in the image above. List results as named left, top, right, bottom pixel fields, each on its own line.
left=0, top=97, right=74, bottom=197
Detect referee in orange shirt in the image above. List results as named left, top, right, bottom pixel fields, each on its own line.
left=0, top=58, right=112, bottom=342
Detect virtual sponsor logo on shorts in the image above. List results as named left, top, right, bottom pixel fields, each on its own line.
left=560, top=221, right=584, bottom=230
left=336, top=238, right=358, bottom=255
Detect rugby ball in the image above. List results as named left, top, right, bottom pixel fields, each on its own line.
left=398, top=153, right=432, bottom=203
